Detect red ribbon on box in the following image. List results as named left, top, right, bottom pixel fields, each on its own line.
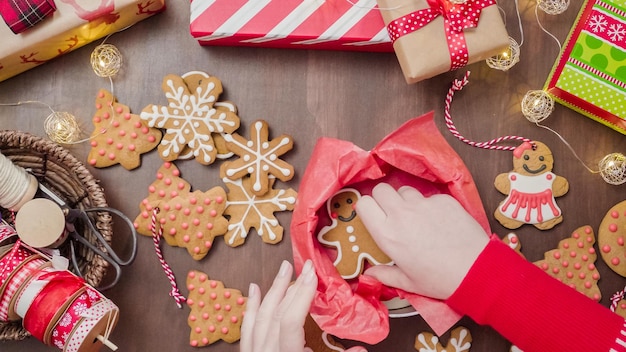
left=386, top=0, right=496, bottom=70
left=0, top=0, right=56, bottom=34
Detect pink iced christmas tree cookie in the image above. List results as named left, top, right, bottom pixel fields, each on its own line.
left=534, top=225, right=601, bottom=302
left=87, top=89, right=161, bottom=170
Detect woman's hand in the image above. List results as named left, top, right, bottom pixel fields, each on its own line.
left=240, top=259, right=366, bottom=352
left=356, top=183, right=489, bottom=300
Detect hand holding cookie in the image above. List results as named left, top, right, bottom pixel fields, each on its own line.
left=356, top=183, right=489, bottom=300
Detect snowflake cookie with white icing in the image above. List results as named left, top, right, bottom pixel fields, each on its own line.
left=140, top=71, right=240, bottom=165
left=220, top=119, right=294, bottom=196
left=223, top=176, right=297, bottom=247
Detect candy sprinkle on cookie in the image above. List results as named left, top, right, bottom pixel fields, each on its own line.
left=186, top=270, right=246, bottom=347
left=134, top=162, right=192, bottom=237
left=87, top=89, right=161, bottom=170
left=157, top=188, right=229, bottom=260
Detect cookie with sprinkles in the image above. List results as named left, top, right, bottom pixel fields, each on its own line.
left=157, top=188, right=228, bottom=260
left=186, top=270, right=246, bottom=346
left=534, top=225, right=601, bottom=302
left=87, top=89, right=161, bottom=170
left=598, top=200, right=626, bottom=277
left=133, top=162, right=192, bottom=237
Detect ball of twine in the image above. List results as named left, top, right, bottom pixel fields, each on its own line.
left=486, top=37, right=521, bottom=71
left=44, top=111, right=81, bottom=144
left=90, top=44, right=122, bottom=78
left=599, top=153, right=626, bottom=185
left=521, top=90, right=554, bottom=123
left=537, top=0, right=570, bottom=15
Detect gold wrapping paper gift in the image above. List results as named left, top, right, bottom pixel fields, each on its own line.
left=377, top=0, right=509, bottom=84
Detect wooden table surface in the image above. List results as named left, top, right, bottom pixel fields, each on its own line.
left=2, top=0, right=626, bottom=351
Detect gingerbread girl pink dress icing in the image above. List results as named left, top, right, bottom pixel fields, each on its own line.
left=494, top=141, right=569, bottom=230
left=317, top=188, right=393, bottom=279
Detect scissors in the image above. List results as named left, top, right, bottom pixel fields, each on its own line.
left=37, top=183, right=138, bottom=290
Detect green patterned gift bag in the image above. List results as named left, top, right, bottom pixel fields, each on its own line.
left=545, top=0, right=626, bottom=134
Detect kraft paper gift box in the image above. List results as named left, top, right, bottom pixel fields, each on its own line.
left=376, top=0, right=509, bottom=84
left=545, top=0, right=626, bottom=134
left=189, top=0, right=393, bottom=52
left=0, top=0, right=166, bottom=82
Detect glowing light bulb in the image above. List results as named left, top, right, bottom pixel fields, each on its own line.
left=486, top=37, right=520, bottom=71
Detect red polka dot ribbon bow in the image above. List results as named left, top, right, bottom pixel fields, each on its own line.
left=386, top=0, right=496, bottom=70
left=0, top=0, right=56, bottom=34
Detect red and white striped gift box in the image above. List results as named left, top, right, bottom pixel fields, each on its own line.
left=189, top=0, right=393, bottom=52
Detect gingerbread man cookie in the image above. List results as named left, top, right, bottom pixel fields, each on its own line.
left=494, top=141, right=569, bottom=230
left=317, top=188, right=393, bottom=279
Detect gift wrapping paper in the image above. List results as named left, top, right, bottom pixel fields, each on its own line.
left=545, top=0, right=626, bottom=134
left=376, top=0, right=509, bottom=83
left=0, top=0, right=166, bottom=82
left=190, top=0, right=393, bottom=52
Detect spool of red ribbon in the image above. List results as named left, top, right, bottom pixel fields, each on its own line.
left=23, top=271, right=85, bottom=343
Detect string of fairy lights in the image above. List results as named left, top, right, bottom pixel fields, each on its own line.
left=484, top=0, right=626, bottom=185
left=0, top=2, right=624, bottom=185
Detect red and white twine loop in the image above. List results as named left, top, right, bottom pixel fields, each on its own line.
left=611, top=286, right=626, bottom=312
left=444, top=71, right=532, bottom=151
left=151, top=208, right=186, bottom=308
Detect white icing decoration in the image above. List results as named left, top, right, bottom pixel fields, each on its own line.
left=351, top=245, right=359, bottom=252
left=498, top=172, right=561, bottom=224
left=221, top=121, right=293, bottom=182
left=321, top=332, right=345, bottom=352
left=346, top=226, right=354, bottom=234
left=348, top=235, right=356, bottom=242
left=223, top=177, right=296, bottom=245
left=139, top=71, right=238, bottom=164
left=317, top=188, right=394, bottom=279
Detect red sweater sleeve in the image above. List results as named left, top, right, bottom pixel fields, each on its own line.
left=446, top=238, right=626, bottom=352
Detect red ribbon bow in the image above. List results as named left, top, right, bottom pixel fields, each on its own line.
left=386, top=0, right=496, bottom=70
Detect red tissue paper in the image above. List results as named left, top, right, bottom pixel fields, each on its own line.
left=290, top=111, right=491, bottom=343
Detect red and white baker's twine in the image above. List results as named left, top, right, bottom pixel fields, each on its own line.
left=444, top=71, right=532, bottom=151
left=151, top=208, right=186, bottom=308
left=611, top=285, right=626, bottom=312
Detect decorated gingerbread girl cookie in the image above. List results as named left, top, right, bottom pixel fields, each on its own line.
left=494, top=141, right=569, bottom=230
left=317, top=188, right=393, bottom=279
